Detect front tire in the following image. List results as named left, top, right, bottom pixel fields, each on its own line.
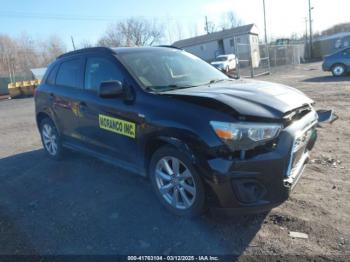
left=39, top=118, right=63, bottom=160
left=149, top=146, right=205, bottom=217
left=332, top=64, right=346, bottom=77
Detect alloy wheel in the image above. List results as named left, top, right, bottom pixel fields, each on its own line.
left=333, top=65, right=345, bottom=76
left=155, top=156, right=196, bottom=210
left=41, top=123, right=58, bottom=156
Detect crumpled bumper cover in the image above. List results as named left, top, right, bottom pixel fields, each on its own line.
left=199, top=110, right=320, bottom=214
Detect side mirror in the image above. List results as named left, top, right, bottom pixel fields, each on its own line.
left=98, top=80, right=123, bottom=98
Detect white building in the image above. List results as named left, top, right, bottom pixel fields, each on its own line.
left=172, top=24, right=260, bottom=65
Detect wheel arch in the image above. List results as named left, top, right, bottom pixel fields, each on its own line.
left=36, top=112, right=51, bottom=127
left=143, top=135, right=197, bottom=177
left=36, top=110, right=61, bottom=135
left=331, top=62, right=347, bottom=70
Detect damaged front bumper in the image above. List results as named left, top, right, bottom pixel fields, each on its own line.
left=199, top=109, right=335, bottom=215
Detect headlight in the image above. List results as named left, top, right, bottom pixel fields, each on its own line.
left=210, top=121, right=282, bottom=151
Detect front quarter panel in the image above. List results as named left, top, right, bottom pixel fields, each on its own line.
left=136, top=92, right=233, bottom=172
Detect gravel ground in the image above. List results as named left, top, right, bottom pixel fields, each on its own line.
left=0, top=62, right=349, bottom=260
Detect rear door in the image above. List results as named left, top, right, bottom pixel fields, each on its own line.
left=51, top=56, right=85, bottom=142
left=77, top=54, right=141, bottom=165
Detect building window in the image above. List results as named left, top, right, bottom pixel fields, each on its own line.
left=236, top=37, right=241, bottom=43
left=229, top=38, right=235, bottom=47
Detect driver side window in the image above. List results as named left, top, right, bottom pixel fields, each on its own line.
left=84, top=57, right=123, bottom=91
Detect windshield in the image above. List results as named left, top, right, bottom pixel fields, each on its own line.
left=118, top=49, right=228, bottom=91
left=214, top=56, right=228, bottom=61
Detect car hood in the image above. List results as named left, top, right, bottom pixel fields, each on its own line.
left=162, top=79, right=314, bottom=119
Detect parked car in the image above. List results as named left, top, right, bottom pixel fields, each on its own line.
left=322, top=47, right=350, bottom=76
left=35, top=47, right=330, bottom=217
left=210, top=54, right=237, bottom=73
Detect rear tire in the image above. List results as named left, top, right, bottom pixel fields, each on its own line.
left=149, top=145, right=206, bottom=217
left=39, top=118, right=63, bottom=160
left=331, top=64, right=346, bottom=77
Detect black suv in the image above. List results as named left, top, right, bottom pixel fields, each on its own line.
left=35, top=47, right=323, bottom=217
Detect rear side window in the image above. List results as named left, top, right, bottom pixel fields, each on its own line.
left=46, top=64, right=59, bottom=85
left=56, top=59, right=81, bottom=88
left=84, top=57, right=123, bottom=91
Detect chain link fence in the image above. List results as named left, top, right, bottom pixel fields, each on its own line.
left=234, top=41, right=306, bottom=78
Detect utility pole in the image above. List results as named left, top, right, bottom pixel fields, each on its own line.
left=71, top=36, right=76, bottom=51
left=305, top=17, right=308, bottom=46
left=205, top=16, right=209, bottom=34
left=308, top=0, right=313, bottom=59
left=262, top=0, right=271, bottom=75
left=263, top=0, right=268, bottom=44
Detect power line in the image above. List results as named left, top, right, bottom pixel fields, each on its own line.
left=0, top=11, right=196, bottom=22
left=0, top=12, right=123, bottom=21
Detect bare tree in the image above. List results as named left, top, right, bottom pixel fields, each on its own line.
left=98, top=24, right=123, bottom=47
left=220, top=11, right=242, bottom=30
left=321, top=22, right=350, bottom=36
left=16, top=33, right=40, bottom=74
left=79, top=39, right=94, bottom=49
left=98, top=17, right=163, bottom=47
left=165, top=19, right=184, bottom=44
left=0, top=33, right=66, bottom=82
left=0, top=35, right=17, bottom=81
left=204, top=17, right=216, bottom=34
left=188, top=22, right=199, bottom=38
left=39, top=35, right=66, bottom=66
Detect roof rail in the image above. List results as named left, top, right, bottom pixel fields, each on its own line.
left=156, top=45, right=183, bottom=50
left=57, top=47, right=115, bottom=59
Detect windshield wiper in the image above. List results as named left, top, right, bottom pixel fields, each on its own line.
left=144, top=86, right=159, bottom=92
left=208, top=78, right=233, bottom=85
left=146, top=84, right=196, bottom=92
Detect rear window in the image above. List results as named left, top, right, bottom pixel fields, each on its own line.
left=56, top=59, right=81, bottom=88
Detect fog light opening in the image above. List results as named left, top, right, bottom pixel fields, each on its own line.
left=232, top=179, right=266, bottom=204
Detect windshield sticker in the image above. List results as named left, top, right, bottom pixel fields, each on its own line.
left=99, top=114, right=136, bottom=138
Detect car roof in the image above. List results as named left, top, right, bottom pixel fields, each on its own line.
left=57, top=46, right=180, bottom=59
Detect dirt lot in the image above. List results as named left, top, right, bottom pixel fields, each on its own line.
left=0, top=62, right=349, bottom=260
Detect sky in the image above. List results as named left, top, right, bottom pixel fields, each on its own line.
left=0, top=0, right=349, bottom=50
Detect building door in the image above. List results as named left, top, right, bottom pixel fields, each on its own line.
left=217, top=39, right=225, bottom=56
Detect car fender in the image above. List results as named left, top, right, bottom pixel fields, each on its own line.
left=157, top=136, right=196, bottom=162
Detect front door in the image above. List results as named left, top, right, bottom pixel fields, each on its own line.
left=77, top=55, right=141, bottom=165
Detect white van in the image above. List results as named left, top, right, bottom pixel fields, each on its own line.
left=210, top=54, right=237, bottom=73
